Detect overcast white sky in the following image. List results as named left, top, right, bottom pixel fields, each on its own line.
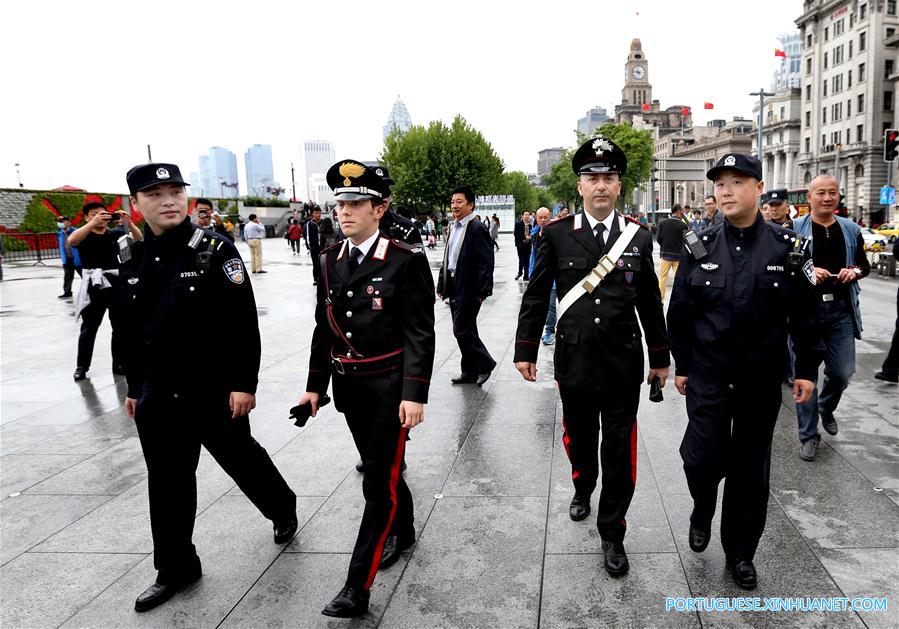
left=0, top=0, right=803, bottom=197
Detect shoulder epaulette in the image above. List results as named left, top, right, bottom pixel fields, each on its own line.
left=546, top=214, right=574, bottom=226
left=390, top=238, right=423, bottom=253
left=320, top=241, right=342, bottom=254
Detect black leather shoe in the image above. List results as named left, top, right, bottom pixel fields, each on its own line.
left=728, top=558, right=758, bottom=590
left=689, top=522, right=711, bottom=552
left=451, top=374, right=476, bottom=385
left=321, top=586, right=370, bottom=618
left=355, top=459, right=365, bottom=473
left=821, top=411, right=838, bottom=436
left=601, top=540, right=629, bottom=577
left=874, top=370, right=899, bottom=383
left=134, top=570, right=202, bottom=612
left=58, top=293, right=72, bottom=299
left=73, top=367, right=87, bottom=381
left=273, top=514, right=298, bottom=544
left=379, top=532, right=415, bottom=569
left=475, top=370, right=493, bottom=387
left=569, top=494, right=591, bottom=521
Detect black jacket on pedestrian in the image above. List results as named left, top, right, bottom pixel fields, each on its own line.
left=656, top=216, right=688, bottom=259
left=120, top=219, right=260, bottom=398
left=306, top=220, right=320, bottom=252
left=667, top=212, right=824, bottom=384
left=306, top=235, right=436, bottom=403
left=436, top=218, right=494, bottom=300
left=515, top=212, right=670, bottom=388
left=514, top=219, right=527, bottom=247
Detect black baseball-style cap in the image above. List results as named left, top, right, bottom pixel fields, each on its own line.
left=126, top=163, right=190, bottom=195
left=372, top=164, right=395, bottom=186
left=326, top=159, right=391, bottom=201
left=766, top=188, right=788, bottom=204
left=706, top=153, right=762, bottom=181
left=571, top=135, right=628, bottom=177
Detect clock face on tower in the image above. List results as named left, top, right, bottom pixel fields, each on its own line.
left=632, top=65, right=645, bottom=80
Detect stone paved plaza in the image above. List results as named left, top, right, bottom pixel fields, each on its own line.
left=1, top=234, right=897, bottom=628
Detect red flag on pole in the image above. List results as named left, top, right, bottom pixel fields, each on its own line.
left=681, top=107, right=691, bottom=116
left=641, top=103, right=650, bottom=111
left=704, top=102, right=714, bottom=109
left=774, top=48, right=787, bottom=58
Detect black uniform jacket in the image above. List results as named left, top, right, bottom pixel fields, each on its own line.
left=120, top=218, right=260, bottom=399
left=667, top=213, right=823, bottom=384
left=306, top=235, right=436, bottom=403
left=380, top=210, right=423, bottom=247
left=436, top=218, right=494, bottom=300
left=514, top=220, right=528, bottom=247
left=514, top=211, right=670, bottom=388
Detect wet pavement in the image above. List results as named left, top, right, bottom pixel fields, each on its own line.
left=1, top=233, right=897, bottom=628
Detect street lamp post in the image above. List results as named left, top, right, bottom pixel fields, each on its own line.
left=750, top=88, right=775, bottom=182
left=290, top=162, right=297, bottom=202
left=14, top=163, right=22, bottom=188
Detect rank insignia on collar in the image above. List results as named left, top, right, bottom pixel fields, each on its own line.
left=128, top=278, right=139, bottom=284
left=700, top=262, right=719, bottom=271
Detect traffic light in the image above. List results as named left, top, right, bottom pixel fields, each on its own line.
left=884, top=128, right=899, bottom=162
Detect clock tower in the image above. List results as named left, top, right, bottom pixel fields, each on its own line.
left=621, top=38, right=652, bottom=106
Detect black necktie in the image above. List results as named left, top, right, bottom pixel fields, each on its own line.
left=349, top=247, right=361, bottom=273
left=594, top=223, right=606, bottom=250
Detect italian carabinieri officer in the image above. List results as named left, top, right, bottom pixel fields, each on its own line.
left=296, top=159, right=436, bottom=618
left=514, top=136, right=670, bottom=577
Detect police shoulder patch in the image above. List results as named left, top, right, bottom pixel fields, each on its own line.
left=223, top=258, right=245, bottom=284
left=802, top=258, right=816, bottom=285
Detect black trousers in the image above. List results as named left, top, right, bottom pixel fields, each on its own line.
left=558, top=384, right=640, bottom=543
left=333, top=371, right=413, bottom=590
left=310, top=247, right=321, bottom=283
left=516, top=245, right=531, bottom=279
left=680, top=377, right=781, bottom=562
left=134, top=390, right=296, bottom=582
left=449, top=297, right=496, bottom=376
left=62, top=261, right=81, bottom=295
left=77, top=285, right=125, bottom=369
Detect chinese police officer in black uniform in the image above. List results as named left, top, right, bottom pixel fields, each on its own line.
left=297, top=159, right=435, bottom=618
left=120, top=164, right=297, bottom=612
left=667, top=153, right=822, bottom=589
left=514, top=136, right=670, bottom=578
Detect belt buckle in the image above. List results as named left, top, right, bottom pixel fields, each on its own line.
left=332, top=357, right=346, bottom=375
left=822, top=293, right=834, bottom=302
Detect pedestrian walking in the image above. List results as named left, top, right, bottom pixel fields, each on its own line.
left=121, top=163, right=297, bottom=613
left=287, top=220, right=303, bottom=255
left=515, top=136, right=670, bottom=578
left=489, top=214, right=500, bottom=250
left=437, top=185, right=496, bottom=386
left=792, top=174, right=870, bottom=461
left=875, top=242, right=898, bottom=383
left=514, top=211, right=532, bottom=280
left=297, top=159, right=435, bottom=618
left=57, top=216, right=81, bottom=299
left=656, top=204, right=688, bottom=301
left=244, top=214, right=266, bottom=273
left=67, top=196, right=142, bottom=380
left=668, top=153, right=821, bottom=590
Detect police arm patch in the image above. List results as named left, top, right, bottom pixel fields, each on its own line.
left=802, top=258, right=816, bottom=285
left=223, top=258, right=245, bottom=284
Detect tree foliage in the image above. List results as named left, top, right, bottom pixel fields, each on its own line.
left=545, top=147, right=579, bottom=210
left=499, top=171, right=538, bottom=215
left=382, top=115, right=504, bottom=214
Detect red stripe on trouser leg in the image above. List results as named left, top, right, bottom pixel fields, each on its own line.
left=363, top=427, right=408, bottom=590
left=560, top=415, right=579, bottom=480
left=620, top=421, right=638, bottom=531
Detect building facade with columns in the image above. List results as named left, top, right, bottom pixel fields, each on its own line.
left=796, top=0, right=899, bottom=223
left=752, top=88, right=803, bottom=190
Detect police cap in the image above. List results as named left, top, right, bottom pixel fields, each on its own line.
left=373, top=164, right=395, bottom=186
left=571, top=135, right=627, bottom=177
left=326, top=159, right=390, bottom=201
left=766, top=188, right=788, bottom=204
left=126, top=163, right=189, bottom=195
left=706, top=153, right=762, bottom=181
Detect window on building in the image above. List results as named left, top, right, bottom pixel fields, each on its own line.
left=848, top=69, right=853, bottom=87
left=824, top=80, right=828, bottom=96
left=889, top=28, right=897, bottom=38
left=805, top=110, right=811, bottom=127
left=834, top=45, right=843, bottom=65
left=824, top=26, right=829, bottom=41
left=822, top=134, right=827, bottom=147
left=860, top=3, right=867, bottom=19
left=766, top=134, right=771, bottom=146
left=849, top=40, right=853, bottom=58
left=886, top=91, right=894, bottom=111
left=859, top=93, right=865, bottom=112
left=805, top=137, right=811, bottom=152
left=823, top=106, right=827, bottom=123
left=824, top=52, right=829, bottom=68
left=887, top=59, right=895, bottom=78
left=807, top=57, right=813, bottom=74
left=847, top=99, right=852, bottom=116
left=806, top=84, right=812, bottom=100
left=857, top=124, right=863, bottom=142
left=847, top=127, right=852, bottom=143
left=779, top=131, right=784, bottom=143
left=859, top=62, right=866, bottom=81
left=807, top=32, right=813, bottom=47
left=889, top=0, right=896, bottom=15
left=850, top=13, right=855, bottom=28
left=859, top=32, right=866, bottom=51
left=780, top=106, right=785, bottom=119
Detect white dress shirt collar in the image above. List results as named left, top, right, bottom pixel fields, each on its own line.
left=348, top=229, right=381, bottom=262
left=583, top=210, right=617, bottom=234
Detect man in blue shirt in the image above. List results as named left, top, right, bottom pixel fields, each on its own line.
left=57, top=216, right=81, bottom=298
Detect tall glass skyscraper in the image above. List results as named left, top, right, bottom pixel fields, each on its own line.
left=383, top=97, right=412, bottom=140
left=245, top=144, right=275, bottom=198
left=304, top=140, right=335, bottom=199
left=197, top=147, right=239, bottom=198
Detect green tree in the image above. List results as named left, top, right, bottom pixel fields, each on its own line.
left=592, top=122, right=654, bottom=209
left=535, top=187, right=555, bottom=210
left=499, top=171, right=538, bottom=215
left=545, top=148, right=579, bottom=210
left=382, top=115, right=504, bottom=214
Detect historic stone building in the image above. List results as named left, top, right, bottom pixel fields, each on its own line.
left=752, top=88, right=804, bottom=189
